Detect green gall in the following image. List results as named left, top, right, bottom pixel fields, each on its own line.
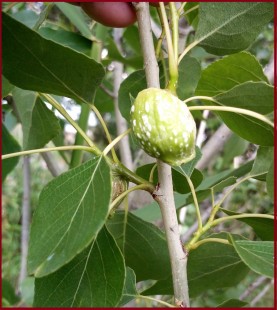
left=130, top=88, right=196, bottom=166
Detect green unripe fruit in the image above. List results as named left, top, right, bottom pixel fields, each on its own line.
left=130, top=88, right=196, bottom=166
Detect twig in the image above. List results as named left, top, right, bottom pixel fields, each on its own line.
left=239, top=275, right=267, bottom=300
left=133, top=2, right=190, bottom=307
left=40, top=152, right=61, bottom=177
left=18, top=156, right=31, bottom=292
left=250, top=279, right=274, bottom=307
left=113, top=28, right=133, bottom=170
left=196, top=124, right=233, bottom=170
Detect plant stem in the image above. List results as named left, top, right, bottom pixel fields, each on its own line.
left=211, top=213, right=274, bottom=227
left=90, top=104, right=119, bottom=162
left=2, top=146, right=96, bottom=160
left=187, top=104, right=274, bottom=128
left=159, top=2, right=178, bottom=93
left=183, top=173, right=202, bottom=231
left=134, top=294, right=175, bottom=308
left=111, top=162, right=155, bottom=193
left=39, top=93, right=101, bottom=153
left=187, top=213, right=273, bottom=250
left=189, top=238, right=230, bottom=250
left=109, top=184, right=148, bottom=211
left=170, top=3, right=179, bottom=61
left=103, top=129, right=131, bottom=157
left=70, top=23, right=106, bottom=168
left=134, top=2, right=190, bottom=306
left=70, top=103, right=91, bottom=168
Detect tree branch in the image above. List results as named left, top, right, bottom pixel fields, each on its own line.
left=113, top=28, right=133, bottom=170
left=133, top=2, right=190, bottom=307
left=18, top=156, right=31, bottom=291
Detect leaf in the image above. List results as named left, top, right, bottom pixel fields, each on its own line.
left=55, top=2, right=93, bottom=39
left=12, top=9, right=39, bottom=28
left=118, top=65, right=167, bottom=122
left=2, top=124, right=21, bottom=182
left=38, top=27, right=92, bottom=55
left=184, top=2, right=199, bottom=27
left=34, top=227, right=125, bottom=307
left=2, top=279, right=20, bottom=306
left=118, top=69, right=148, bottom=122
left=106, top=211, right=171, bottom=281
left=144, top=233, right=250, bottom=297
left=221, top=134, right=248, bottom=168
left=136, top=161, right=203, bottom=195
left=214, top=82, right=273, bottom=115
left=216, top=299, right=248, bottom=308
left=2, top=75, right=14, bottom=97
left=177, top=55, right=201, bottom=100
left=123, top=25, right=141, bottom=55
left=195, top=2, right=274, bottom=55
left=229, top=236, right=274, bottom=278
left=105, top=38, right=143, bottom=69
left=195, top=51, right=269, bottom=97
left=13, top=88, right=61, bottom=150
left=214, top=82, right=274, bottom=146
left=119, top=267, right=138, bottom=306
left=250, top=146, right=274, bottom=178
left=2, top=13, right=105, bottom=103
left=266, top=160, right=274, bottom=200
left=177, top=146, right=202, bottom=177
left=28, top=156, right=112, bottom=277
left=133, top=162, right=253, bottom=223
left=220, top=209, right=274, bottom=241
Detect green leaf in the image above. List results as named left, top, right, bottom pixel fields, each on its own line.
left=118, top=70, right=148, bottom=122
left=216, top=299, right=248, bottom=308
left=38, top=27, right=92, bottom=55
left=195, top=2, right=274, bottom=55
left=136, top=161, right=203, bottom=195
left=12, top=9, right=39, bottom=28
left=55, top=2, right=93, bottom=39
left=214, top=82, right=273, bottom=114
left=184, top=2, right=199, bottom=27
left=119, top=267, right=138, bottom=306
left=214, top=82, right=274, bottom=146
left=250, top=146, right=274, bottom=178
left=34, top=227, right=125, bottom=307
left=266, top=160, right=274, bottom=200
left=2, top=279, right=20, bottom=306
left=13, top=88, right=61, bottom=150
left=106, top=211, right=171, bottom=281
left=177, top=55, right=201, bottom=100
left=221, top=209, right=274, bottom=241
left=123, top=25, right=141, bottom=55
left=144, top=233, right=250, bottom=297
left=196, top=52, right=269, bottom=97
left=2, top=13, right=105, bottom=103
left=221, top=134, right=248, bottom=168
left=2, top=75, right=14, bottom=97
left=28, top=156, right=112, bottom=277
left=118, top=66, right=166, bottom=122
left=229, top=236, right=274, bottom=278
left=2, top=124, right=21, bottom=182
left=133, top=162, right=253, bottom=223
left=105, top=38, right=143, bottom=69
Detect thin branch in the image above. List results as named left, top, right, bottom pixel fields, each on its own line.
left=40, top=152, right=60, bottom=177
left=113, top=28, right=133, bottom=170
left=250, top=279, right=274, bottom=307
left=134, top=3, right=190, bottom=306
left=18, top=156, right=31, bottom=291
left=239, top=275, right=268, bottom=300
